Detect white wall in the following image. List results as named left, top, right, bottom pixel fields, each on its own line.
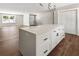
left=23, top=13, right=29, bottom=26
left=36, top=12, right=53, bottom=25
left=0, top=4, right=55, bottom=26
left=0, top=3, right=75, bottom=27
left=23, top=11, right=54, bottom=26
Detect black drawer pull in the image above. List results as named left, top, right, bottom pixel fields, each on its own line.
left=54, top=31, right=56, bottom=32
left=56, top=33, right=59, bottom=36
left=44, top=38, right=48, bottom=41
left=44, top=50, right=48, bottom=54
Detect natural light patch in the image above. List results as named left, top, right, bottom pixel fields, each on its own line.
left=2, top=15, right=16, bottom=23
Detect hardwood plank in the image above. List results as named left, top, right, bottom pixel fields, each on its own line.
left=48, top=34, right=79, bottom=56
left=0, top=26, right=19, bottom=56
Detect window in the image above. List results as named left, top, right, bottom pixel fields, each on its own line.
left=2, top=15, right=16, bottom=23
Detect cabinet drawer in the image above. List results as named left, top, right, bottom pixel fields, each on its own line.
left=39, top=40, right=50, bottom=56
left=36, top=32, right=50, bottom=45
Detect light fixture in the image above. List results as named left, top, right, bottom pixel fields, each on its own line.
left=39, top=3, right=57, bottom=24
left=39, top=3, right=56, bottom=11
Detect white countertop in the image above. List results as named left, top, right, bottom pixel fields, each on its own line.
left=20, top=24, right=63, bottom=35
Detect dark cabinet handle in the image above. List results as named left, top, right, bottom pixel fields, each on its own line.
left=54, top=31, right=56, bottom=32
left=44, top=50, right=48, bottom=54
left=56, top=33, right=59, bottom=36
left=44, top=38, right=48, bottom=41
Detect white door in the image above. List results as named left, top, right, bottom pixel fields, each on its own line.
left=58, top=10, right=77, bottom=35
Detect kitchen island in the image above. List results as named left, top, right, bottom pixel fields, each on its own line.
left=19, top=24, right=65, bottom=56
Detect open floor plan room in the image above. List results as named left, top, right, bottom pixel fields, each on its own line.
left=0, top=3, right=79, bottom=56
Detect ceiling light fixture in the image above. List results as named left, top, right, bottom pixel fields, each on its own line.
left=39, top=3, right=56, bottom=11
left=39, top=3, right=57, bottom=24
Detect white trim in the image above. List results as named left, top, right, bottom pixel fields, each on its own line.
left=58, top=8, right=78, bottom=12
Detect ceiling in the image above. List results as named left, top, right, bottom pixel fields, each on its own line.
left=0, top=3, right=73, bottom=13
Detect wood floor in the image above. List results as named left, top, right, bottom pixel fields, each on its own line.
left=0, top=26, right=79, bottom=56
left=48, top=34, right=79, bottom=56
left=0, top=26, right=19, bottom=56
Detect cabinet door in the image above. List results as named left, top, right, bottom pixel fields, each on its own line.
left=58, top=10, right=77, bottom=35
left=51, top=30, right=58, bottom=49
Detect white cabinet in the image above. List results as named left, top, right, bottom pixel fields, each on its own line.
left=19, top=24, right=65, bottom=56
left=38, top=39, right=50, bottom=56
left=58, top=8, right=79, bottom=35
left=36, top=31, right=52, bottom=56
left=51, top=26, right=65, bottom=50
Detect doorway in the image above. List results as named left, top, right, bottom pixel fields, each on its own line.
left=29, top=14, right=37, bottom=26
